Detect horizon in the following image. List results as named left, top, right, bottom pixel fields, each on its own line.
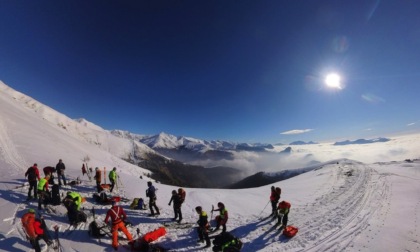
left=1, top=1, right=420, bottom=144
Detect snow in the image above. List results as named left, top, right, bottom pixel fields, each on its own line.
left=1, top=80, right=420, bottom=251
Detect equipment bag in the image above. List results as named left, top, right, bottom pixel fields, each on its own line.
left=88, top=221, right=106, bottom=238
left=51, top=184, right=61, bottom=205
left=212, top=232, right=242, bottom=252
left=283, top=225, right=298, bottom=238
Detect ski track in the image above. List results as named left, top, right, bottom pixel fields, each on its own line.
left=278, top=161, right=389, bottom=252
left=0, top=120, right=27, bottom=172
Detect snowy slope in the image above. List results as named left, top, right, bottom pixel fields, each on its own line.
left=0, top=81, right=420, bottom=251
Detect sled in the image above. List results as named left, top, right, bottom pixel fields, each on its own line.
left=142, top=227, right=166, bottom=243
left=283, top=225, right=298, bottom=238
left=100, top=184, right=111, bottom=190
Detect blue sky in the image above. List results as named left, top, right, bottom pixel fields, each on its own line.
left=1, top=1, right=419, bottom=144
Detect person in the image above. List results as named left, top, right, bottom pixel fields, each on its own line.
left=104, top=201, right=133, bottom=250
left=109, top=167, right=117, bottom=193
left=42, top=166, right=56, bottom=185
left=37, top=174, right=51, bottom=210
left=21, top=208, right=52, bottom=252
left=25, top=163, right=40, bottom=200
left=146, top=181, right=160, bottom=216
left=168, top=190, right=182, bottom=223
left=81, top=164, right=87, bottom=176
left=270, top=186, right=281, bottom=217
left=276, top=200, right=291, bottom=230
left=55, top=159, right=67, bottom=186
left=65, top=191, right=82, bottom=210
left=195, top=206, right=211, bottom=248
left=63, top=191, right=85, bottom=225
left=94, top=167, right=102, bottom=193
left=212, top=202, right=228, bottom=233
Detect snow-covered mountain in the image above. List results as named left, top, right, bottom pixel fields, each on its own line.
left=1, top=80, right=420, bottom=251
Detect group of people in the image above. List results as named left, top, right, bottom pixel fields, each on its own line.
left=24, top=159, right=67, bottom=210
left=23, top=160, right=290, bottom=251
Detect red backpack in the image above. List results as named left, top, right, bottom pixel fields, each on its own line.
left=283, top=225, right=298, bottom=238
left=278, top=201, right=291, bottom=210
left=142, top=227, right=167, bottom=243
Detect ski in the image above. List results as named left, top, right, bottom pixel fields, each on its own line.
left=163, top=222, right=195, bottom=229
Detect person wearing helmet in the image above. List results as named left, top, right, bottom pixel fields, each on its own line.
left=211, top=202, right=228, bottom=233
left=21, top=208, right=52, bottom=252
left=104, top=201, right=133, bottom=250
left=146, top=181, right=160, bottom=216
left=195, top=206, right=211, bottom=248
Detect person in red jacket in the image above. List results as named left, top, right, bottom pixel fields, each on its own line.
left=269, top=186, right=281, bottom=217
left=25, top=163, right=40, bottom=200
left=104, top=201, right=133, bottom=250
left=21, top=208, right=52, bottom=252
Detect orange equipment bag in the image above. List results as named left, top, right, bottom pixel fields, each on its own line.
left=283, top=225, right=298, bottom=238
left=142, top=227, right=167, bottom=243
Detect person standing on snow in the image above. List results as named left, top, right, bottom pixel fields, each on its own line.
left=109, top=167, right=117, bottom=193
left=276, top=200, right=291, bottom=230
left=37, top=174, right=50, bottom=210
left=55, top=159, right=67, bottom=186
left=94, top=167, right=102, bottom=193
left=42, top=166, right=56, bottom=185
left=25, top=163, right=40, bottom=200
left=21, top=208, right=52, bottom=252
left=104, top=201, right=133, bottom=250
left=146, top=181, right=160, bottom=216
left=195, top=206, right=211, bottom=248
left=168, top=190, right=182, bottom=223
left=212, top=202, right=228, bottom=233
left=270, top=186, right=281, bottom=217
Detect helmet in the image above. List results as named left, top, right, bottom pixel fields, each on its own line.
left=147, top=181, right=152, bottom=186
left=218, top=202, right=224, bottom=208
left=172, top=190, right=177, bottom=194
left=195, top=206, right=202, bottom=212
left=34, top=163, right=38, bottom=167
left=95, top=167, right=99, bottom=170
left=28, top=208, right=35, bottom=213
left=113, top=167, right=116, bottom=171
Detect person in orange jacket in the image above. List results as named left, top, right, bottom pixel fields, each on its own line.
left=104, top=201, right=133, bottom=250
left=21, top=208, right=52, bottom=252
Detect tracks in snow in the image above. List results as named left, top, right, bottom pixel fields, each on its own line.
left=285, top=161, right=390, bottom=252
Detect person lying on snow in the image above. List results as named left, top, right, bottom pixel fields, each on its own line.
left=21, top=208, right=52, bottom=252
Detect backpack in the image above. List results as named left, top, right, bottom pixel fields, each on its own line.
left=278, top=201, right=291, bottom=210
left=88, top=221, right=106, bottom=238
left=212, top=232, right=242, bottom=252
left=27, top=167, right=37, bottom=181
left=178, top=188, right=186, bottom=203
left=130, top=198, right=140, bottom=209
left=51, top=184, right=61, bottom=205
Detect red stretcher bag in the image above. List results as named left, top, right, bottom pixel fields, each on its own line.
left=283, top=225, right=298, bottom=238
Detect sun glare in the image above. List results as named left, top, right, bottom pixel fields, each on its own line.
left=325, top=73, right=342, bottom=89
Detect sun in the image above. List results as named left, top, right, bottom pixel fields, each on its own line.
left=325, top=73, right=342, bottom=89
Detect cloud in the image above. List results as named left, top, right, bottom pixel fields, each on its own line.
left=280, top=129, right=314, bottom=135
left=407, top=122, right=415, bottom=126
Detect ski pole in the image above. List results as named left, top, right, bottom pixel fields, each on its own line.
left=257, top=200, right=271, bottom=218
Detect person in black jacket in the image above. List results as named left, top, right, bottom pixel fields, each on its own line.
left=195, top=206, right=211, bottom=248
left=146, top=181, right=160, bottom=216
left=168, top=190, right=182, bottom=223
left=25, top=163, right=40, bottom=200
left=55, top=159, right=67, bottom=186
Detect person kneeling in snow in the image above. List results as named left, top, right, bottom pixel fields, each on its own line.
left=105, top=201, right=133, bottom=250
left=212, top=202, right=228, bottom=233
